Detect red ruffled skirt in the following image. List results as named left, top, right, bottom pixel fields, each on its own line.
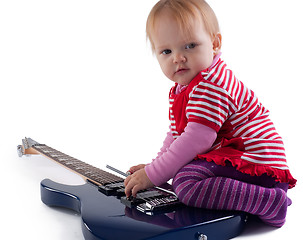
left=197, top=138, right=297, bottom=189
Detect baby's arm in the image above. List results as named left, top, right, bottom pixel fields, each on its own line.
left=124, top=131, right=174, bottom=197
left=125, top=122, right=217, bottom=196
left=145, top=122, right=217, bottom=186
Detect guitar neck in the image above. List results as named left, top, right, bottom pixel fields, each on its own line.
left=18, top=138, right=123, bottom=186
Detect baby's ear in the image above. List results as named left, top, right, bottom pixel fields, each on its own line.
left=212, top=33, right=222, bottom=54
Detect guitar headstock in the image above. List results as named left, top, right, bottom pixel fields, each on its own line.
left=17, top=137, right=40, bottom=157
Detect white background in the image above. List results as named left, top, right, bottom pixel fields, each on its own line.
left=1, top=0, right=302, bottom=239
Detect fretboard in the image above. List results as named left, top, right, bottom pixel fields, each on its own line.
left=32, top=144, right=123, bottom=186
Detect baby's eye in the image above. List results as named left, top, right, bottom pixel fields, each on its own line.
left=161, top=49, right=172, bottom=55
left=185, top=43, right=197, bottom=49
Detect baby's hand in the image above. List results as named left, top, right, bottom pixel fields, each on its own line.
left=127, top=164, right=146, bottom=174
left=124, top=168, right=154, bottom=197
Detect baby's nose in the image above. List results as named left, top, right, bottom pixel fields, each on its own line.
left=173, top=52, right=186, bottom=63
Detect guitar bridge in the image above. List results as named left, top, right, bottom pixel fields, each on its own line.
left=145, top=195, right=182, bottom=211
left=136, top=195, right=183, bottom=215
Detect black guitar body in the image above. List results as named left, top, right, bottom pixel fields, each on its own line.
left=41, top=179, right=247, bottom=240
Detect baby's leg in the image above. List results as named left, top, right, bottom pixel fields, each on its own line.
left=172, top=160, right=290, bottom=227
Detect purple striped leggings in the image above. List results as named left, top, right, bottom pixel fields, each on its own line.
left=172, top=160, right=291, bottom=227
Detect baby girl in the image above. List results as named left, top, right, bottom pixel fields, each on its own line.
left=124, top=0, right=296, bottom=227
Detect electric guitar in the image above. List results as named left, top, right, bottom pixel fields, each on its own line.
left=17, top=137, right=247, bottom=240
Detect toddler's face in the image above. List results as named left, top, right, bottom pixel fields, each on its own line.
left=153, top=13, right=215, bottom=86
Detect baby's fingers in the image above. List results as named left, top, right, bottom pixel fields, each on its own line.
left=124, top=176, right=133, bottom=197
left=129, top=164, right=146, bottom=173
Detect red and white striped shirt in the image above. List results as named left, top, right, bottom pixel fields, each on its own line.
left=169, top=58, right=296, bottom=188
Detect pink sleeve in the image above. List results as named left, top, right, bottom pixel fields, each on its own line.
left=154, top=130, right=174, bottom=159
left=145, top=122, right=217, bottom=186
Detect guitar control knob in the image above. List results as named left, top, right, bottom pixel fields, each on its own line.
left=196, top=233, right=207, bottom=240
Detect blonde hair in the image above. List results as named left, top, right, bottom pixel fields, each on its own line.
left=146, top=0, right=220, bottom=52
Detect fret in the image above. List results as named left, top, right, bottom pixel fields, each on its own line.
left=32, top=145, right=123, bottom=186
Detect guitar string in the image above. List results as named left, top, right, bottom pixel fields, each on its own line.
left=33, top=145, right=123, bottom=185
left=35, top=146, right=145, bottom=191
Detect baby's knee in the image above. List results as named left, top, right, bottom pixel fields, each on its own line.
left=172, top=161, right=215, bottom=185
left=172, top=177, right=199, bottom=205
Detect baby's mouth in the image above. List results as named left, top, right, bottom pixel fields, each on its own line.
left=175, top=68, right=189, bottom=75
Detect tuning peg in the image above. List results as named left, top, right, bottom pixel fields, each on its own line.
left=17, top=145, right=24, bottom=157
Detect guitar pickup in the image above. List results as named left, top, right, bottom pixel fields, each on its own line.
left=120, top=189, right=161, bottom=208
left=98, top=181, right=125, bottom=196
left=120, top=196, right=145, bottom=208
left=120, top=188, right=183, bottom=214
left=121, top=189, right=170, bottom=209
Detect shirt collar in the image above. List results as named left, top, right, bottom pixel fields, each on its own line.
left=176, top=52, right=222, bottom=93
